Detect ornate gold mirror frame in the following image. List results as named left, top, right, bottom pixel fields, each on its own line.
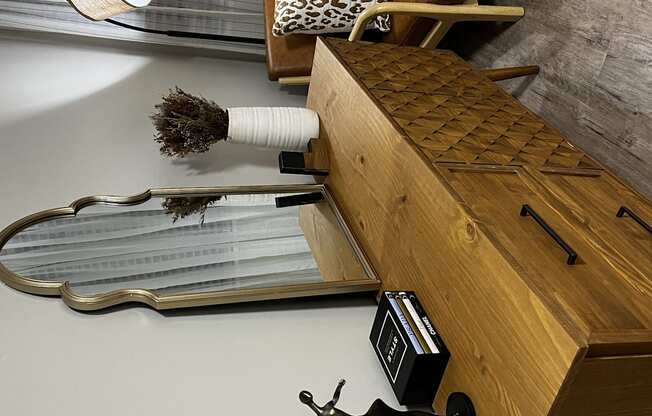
left=0, top=184, right=380, bottom=311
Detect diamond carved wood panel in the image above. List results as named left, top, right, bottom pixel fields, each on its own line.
left=326, top=38, right=600, bottom=170
left=327, top=39, right=498, bottom=97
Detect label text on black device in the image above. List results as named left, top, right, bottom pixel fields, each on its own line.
left=376, top=311, right=407, bottom=382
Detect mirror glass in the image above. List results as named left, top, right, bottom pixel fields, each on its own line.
left=0, top=190, right=373, bottom=300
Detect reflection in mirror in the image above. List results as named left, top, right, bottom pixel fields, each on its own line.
left=0, top=189, right=374, bottom=304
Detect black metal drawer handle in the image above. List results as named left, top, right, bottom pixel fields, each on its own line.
left=616, top=206, right=652, bottom=234
left=520, top=204, right=578, bottom=265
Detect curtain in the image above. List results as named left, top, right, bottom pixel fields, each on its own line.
left=0, top=0, right=265, bottom=55
left=0, top=195, right=323, bottom=297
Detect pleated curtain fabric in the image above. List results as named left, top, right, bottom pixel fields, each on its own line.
left=0, top=0, right=265, bottom=54
left=0, top=195, right=323, bottom=296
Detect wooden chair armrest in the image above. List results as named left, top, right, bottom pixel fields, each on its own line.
left=348, top=3, right=524, bottom=42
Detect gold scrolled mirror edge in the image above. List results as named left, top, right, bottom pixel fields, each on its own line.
left=0, top=185, right=380, bottom=311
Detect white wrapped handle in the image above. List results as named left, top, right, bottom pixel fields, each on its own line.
left=226, top=107, right=319, bottom=151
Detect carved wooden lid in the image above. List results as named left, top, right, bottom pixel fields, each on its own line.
left=325, top=38, right=600, bottom=170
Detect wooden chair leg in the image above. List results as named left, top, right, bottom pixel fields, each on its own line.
left=278, top=76, right=311, bottom=86
left=420, top=0, right=477, bottom=48
left=420, top=20, right=454, bottom=49
left=480, top=65, right=540, bottom=81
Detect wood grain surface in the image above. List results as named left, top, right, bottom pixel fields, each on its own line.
left=308, top=37, right=582, bottom=416
left=442, top=0, right=652, bottom=200
left=309, top=36, right=652, bottom=416
left=326, top=39, right=601, bottom=170
left=439, top=165, right=652, bottom=333
left=540, top=171, right=652, bottom=282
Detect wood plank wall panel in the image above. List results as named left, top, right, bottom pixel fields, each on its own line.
left=442, top=0, right=652, bottom=199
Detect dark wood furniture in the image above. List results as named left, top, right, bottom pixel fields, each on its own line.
left=307, top=37, right=652, bottom=416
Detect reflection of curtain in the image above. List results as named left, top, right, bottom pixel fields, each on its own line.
left=0, top=195, right=322, bottom=296
left=0, top=0, right=265, bottom=55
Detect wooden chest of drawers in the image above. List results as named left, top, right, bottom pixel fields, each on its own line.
left=308, top=38, right=652, bottom=416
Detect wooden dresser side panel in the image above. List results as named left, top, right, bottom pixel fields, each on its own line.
left=555, top=354, right=652, bottom=416
left=308, top=38, right=583, bottom=416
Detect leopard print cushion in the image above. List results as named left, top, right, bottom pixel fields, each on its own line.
left=273, top=0, right=390, bottom=37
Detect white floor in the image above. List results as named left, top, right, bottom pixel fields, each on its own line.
left=0, top=31, right=401, bottom=416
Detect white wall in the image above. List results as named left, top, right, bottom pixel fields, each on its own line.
left=0, top=32, right=401, bottom=416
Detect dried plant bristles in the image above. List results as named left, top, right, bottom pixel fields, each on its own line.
left=152, top=87, right=229, bottom=158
